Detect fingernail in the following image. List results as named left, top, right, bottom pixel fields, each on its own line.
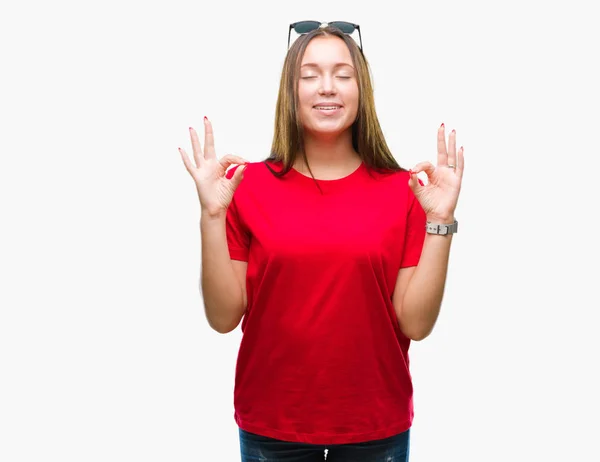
left=452, top=129, right=456, bottom=134
left=409, top=169, right=414, bottom=176
left=204, top=116, right=208, bottom=122
left=440, top=123, right=444, bottom=128
left=189, top=127, right=192, bottom=131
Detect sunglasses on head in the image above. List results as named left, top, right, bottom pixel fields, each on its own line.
left=287, top=21, right=363, bottom=52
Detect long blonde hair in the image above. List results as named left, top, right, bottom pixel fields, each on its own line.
left=265, top=26, right=405, bottom=183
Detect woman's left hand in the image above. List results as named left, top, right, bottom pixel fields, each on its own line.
left=409, top=124, right=464, bottom=223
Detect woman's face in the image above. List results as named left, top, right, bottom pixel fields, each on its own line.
left=297, top=36, right=359, bottom=137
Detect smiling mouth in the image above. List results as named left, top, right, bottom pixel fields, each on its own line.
left=313, top=106, right=343, bottom=116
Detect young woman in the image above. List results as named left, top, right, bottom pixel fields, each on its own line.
left=179, top=22, right=464, bottom=462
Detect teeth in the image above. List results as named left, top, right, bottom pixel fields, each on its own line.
left=315, top=106, right=340, bottom=110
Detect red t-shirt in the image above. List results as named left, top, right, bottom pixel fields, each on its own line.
left=224, top=160, right=426, bottom=445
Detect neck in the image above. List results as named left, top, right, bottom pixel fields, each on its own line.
left=296, top=129, right=360, bottom=172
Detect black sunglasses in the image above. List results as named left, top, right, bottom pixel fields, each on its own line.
left=288, top=21, right=363, bottom=53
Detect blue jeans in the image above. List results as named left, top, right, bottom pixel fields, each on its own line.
left=239, top=427, right=410, bottom=462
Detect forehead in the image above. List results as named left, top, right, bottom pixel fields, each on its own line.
left=301, top=36, right=353, bottom=66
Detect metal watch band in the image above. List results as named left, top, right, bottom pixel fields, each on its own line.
left=425, top=220, right=458, bottom=235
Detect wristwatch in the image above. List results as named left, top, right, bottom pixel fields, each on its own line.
left=426, top=220, right=458, bottom=235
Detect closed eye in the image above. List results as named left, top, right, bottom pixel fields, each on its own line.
left=300, top=76, right=352, bottom=80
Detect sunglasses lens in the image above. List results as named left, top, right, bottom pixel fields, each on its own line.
left=294, top=21, right=321, bottom=34
left=329, top=22, right=356, bottom=34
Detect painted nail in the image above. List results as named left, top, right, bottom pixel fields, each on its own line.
left=440, top=123, right=444, bottom=128
left=452, top=129, right=456, bottom=134
left=409, top=169, right=414, bottom=175
left=204, top=116, right=208, bottom=122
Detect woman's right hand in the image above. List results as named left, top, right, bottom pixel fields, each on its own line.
left=178, top=117, right=248, bottom=218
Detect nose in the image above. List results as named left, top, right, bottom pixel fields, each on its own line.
left=318, top=74, right=337, bottom=95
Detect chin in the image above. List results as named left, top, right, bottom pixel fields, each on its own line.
left=306, top=127, right=346, bottom=138
left=306, top=121, right=352, bottom=134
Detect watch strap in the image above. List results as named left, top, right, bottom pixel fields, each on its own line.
left=426, top=220, right=458, bottom=235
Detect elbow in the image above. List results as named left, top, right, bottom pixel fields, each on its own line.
left=208, top=316, right=240, bottom=334
left=213, top=324, right=236, bottom=334
left=399, top=322, right=434, bottom=341
left=395, top=301, right=440, bottom=341
left=408, top=328, right=432, bottom=341
left=205, top=306, right=244, bottom=335
left=202, top=292, right=245, bottom=334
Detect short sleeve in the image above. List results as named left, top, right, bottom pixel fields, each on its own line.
left=399, top=191, right=426, bottom=268
left=225, top=166, right=250, bottom=262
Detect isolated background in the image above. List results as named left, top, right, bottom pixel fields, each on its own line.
left=1, top=0, right=599, bottom=460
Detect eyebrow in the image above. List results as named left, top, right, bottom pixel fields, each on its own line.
left=300, top=62, right=355, bottom=69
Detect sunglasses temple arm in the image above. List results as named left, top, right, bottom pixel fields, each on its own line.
left=287, top=26, right=292, bottom=50
left=357, top=27, right=363, bottom=52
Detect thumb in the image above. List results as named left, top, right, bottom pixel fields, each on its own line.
left=230, top=164, right=247, bottom=190
left=408, top=169, right=421, bottom=193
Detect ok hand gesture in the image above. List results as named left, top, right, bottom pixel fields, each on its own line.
left=178, top=117, right=248, bottom=218
left=409, top=124, right=464, bottom=222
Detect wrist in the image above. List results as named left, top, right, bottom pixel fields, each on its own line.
left=425, top=216, right=458, bottom=235
left=426, top=214, right=455, bottom=224
left=201, top=208, right=227, bottom=222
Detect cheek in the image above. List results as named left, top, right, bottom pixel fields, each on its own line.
left=298, top=92, right=312, bottom=112
left=297, top=82, right=314, bottom=103
left=350, top=84, right=360, bottom=105
left=345, top=87, right=360, bottom=114
left=340, top=81, right=359, bottom=102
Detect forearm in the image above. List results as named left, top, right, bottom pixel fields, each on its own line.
left=398, top=231, right=453, bottom=340
left=200, top=210, right=245, bottom=333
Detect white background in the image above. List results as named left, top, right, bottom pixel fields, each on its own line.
left=1, top=0, right=599, bottom=460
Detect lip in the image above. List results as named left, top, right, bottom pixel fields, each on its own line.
left=313, top=107, right=342, bottom=114
left=312, top=103, right=343, bottom=116
left=313, top=102, right=343, bottom=108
